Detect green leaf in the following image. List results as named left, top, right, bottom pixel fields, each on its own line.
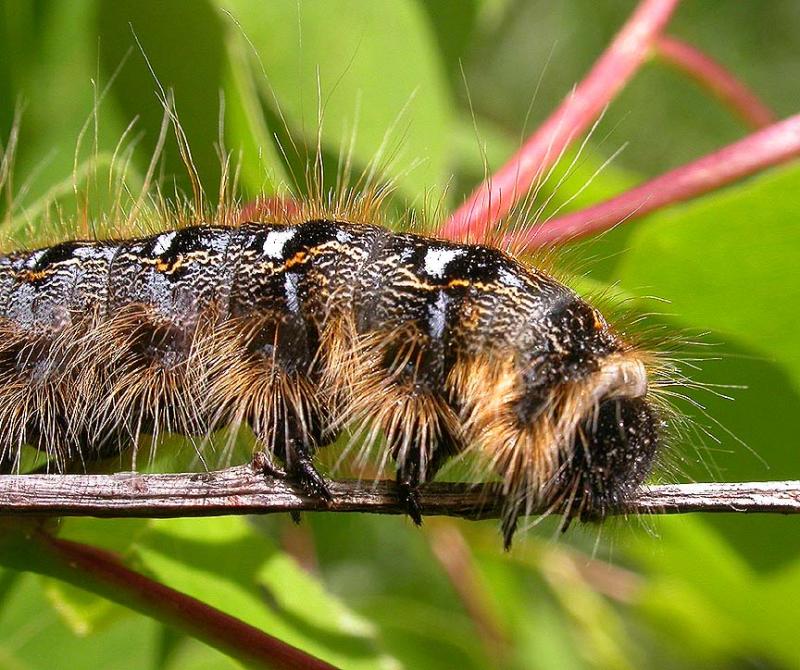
left=627, top=517, right=800, bottom=669
left=222, top=33, right=289, bottom=197
left=3, top=0, right=133, bottom=216
left=217, top=0, right=453, bottom=201
left=616, top=164, right=800, bottom=569
left=131, top=517, right=399, bottom=669
left=95, top=0, right=229, bottom=202
left=413, top=0, right=482, bottom=91
left=618, top=163, right=800, bottom=389
left=0, top=570, right=240, bottom=669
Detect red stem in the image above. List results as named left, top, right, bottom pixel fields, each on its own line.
left=655, top=35, right=776, bottom=129
left=506, top=113, right=800, bottom=250
left=440, top=0, right=681, bottom=242
left=40, top=534, right=338, bottom=670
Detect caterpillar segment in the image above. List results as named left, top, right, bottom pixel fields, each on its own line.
left=0, top=219, right=661, bottom=545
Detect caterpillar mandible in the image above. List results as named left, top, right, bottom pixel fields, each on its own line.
left=0, top=204, right=662, bottom=547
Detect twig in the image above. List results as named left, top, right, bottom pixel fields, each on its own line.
left=506, top=113, right=800, bottom=250
left=440, top=0, right=681, bottom=241
left=0, top=466, right=798, bottom=516
left=654, top=35, right=776, bottom=129
left=629, top=481, right=800, bottom=514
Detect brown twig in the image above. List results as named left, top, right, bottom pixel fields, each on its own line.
left=0, top=466, right=798, bottom=517
left=440, top=0, right=681, bottom=241
left=506, top=113, right=800, bottom=250
left=654, top=35, right=776, bottom=129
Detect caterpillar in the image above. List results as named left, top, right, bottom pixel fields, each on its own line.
left=0, top=205, right=663, bottom=547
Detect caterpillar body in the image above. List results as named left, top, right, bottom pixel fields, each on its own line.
left=0, top=217, right=660, bottom=546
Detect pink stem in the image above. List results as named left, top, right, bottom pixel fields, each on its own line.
left=41, top=534, right=337, bottom=670
left=655, top=35, right=776, bottom=129
left=440, top=0, right=682, bottom=242
left=507, top=113, right=800, bottom=250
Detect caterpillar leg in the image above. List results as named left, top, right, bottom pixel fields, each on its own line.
left=251, top=433, right=332, bottom=502
left=251, top=449, right=282, bottom=477
left=341, top=331, right=463, bottom=525
left=392, top=428, right=459, bottom=525
left=500, top=505, right=520, bottom=551
left=208, top=315, right=335, bottom=502
left=396, top=459, right=425, bottom=526
left=270, top=428, right=332, bottom=502
left=245, top=375, right=334, bottom=503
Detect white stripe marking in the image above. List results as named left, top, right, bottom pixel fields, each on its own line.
left=153, top=231, right=178, bottom=256
left=263, top=228, right=296, bottom=259
left=424, top=247, right=465, bottom=279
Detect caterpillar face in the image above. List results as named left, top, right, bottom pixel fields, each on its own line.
left=527, top=300, right=660, bottom=519
left=0, top=218, right=663, bottom=546
left=450, top=275, right=661, bottom=544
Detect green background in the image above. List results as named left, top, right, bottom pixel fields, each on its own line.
left=1, top=1, right=799, bottom=668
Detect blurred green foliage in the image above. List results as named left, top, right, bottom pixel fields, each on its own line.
left=1, top=1, right=799, bottom=668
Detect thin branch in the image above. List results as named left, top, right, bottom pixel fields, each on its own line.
left=654, top=35, right=776, bottom=130
left=507, top=113, right=800, bottom=250
left=0, top=466, right=798, bottom=516
left=440, top=0, right=681, bottom=241
left=629, top=481, right=800, bottom=514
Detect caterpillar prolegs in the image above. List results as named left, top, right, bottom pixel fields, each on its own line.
left=0, top=218, right=661, bottom=546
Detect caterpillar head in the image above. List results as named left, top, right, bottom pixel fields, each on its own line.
left=458, top=291, right=663, bottom=547
left=532, top=297, right=662, bottom=520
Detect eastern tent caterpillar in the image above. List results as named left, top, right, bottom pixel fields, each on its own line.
left=0, top=205, right=663, bottom=547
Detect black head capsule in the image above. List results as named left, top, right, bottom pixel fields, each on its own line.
left=492, top=291, right=661, bottom=546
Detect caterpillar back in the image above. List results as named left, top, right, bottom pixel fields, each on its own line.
left=0, top=216, right=664, bottom=547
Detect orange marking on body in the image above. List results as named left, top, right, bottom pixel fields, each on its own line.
left=284, top=250, right=308, bottom=269
left=22, top=270, right=50, bottom=282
